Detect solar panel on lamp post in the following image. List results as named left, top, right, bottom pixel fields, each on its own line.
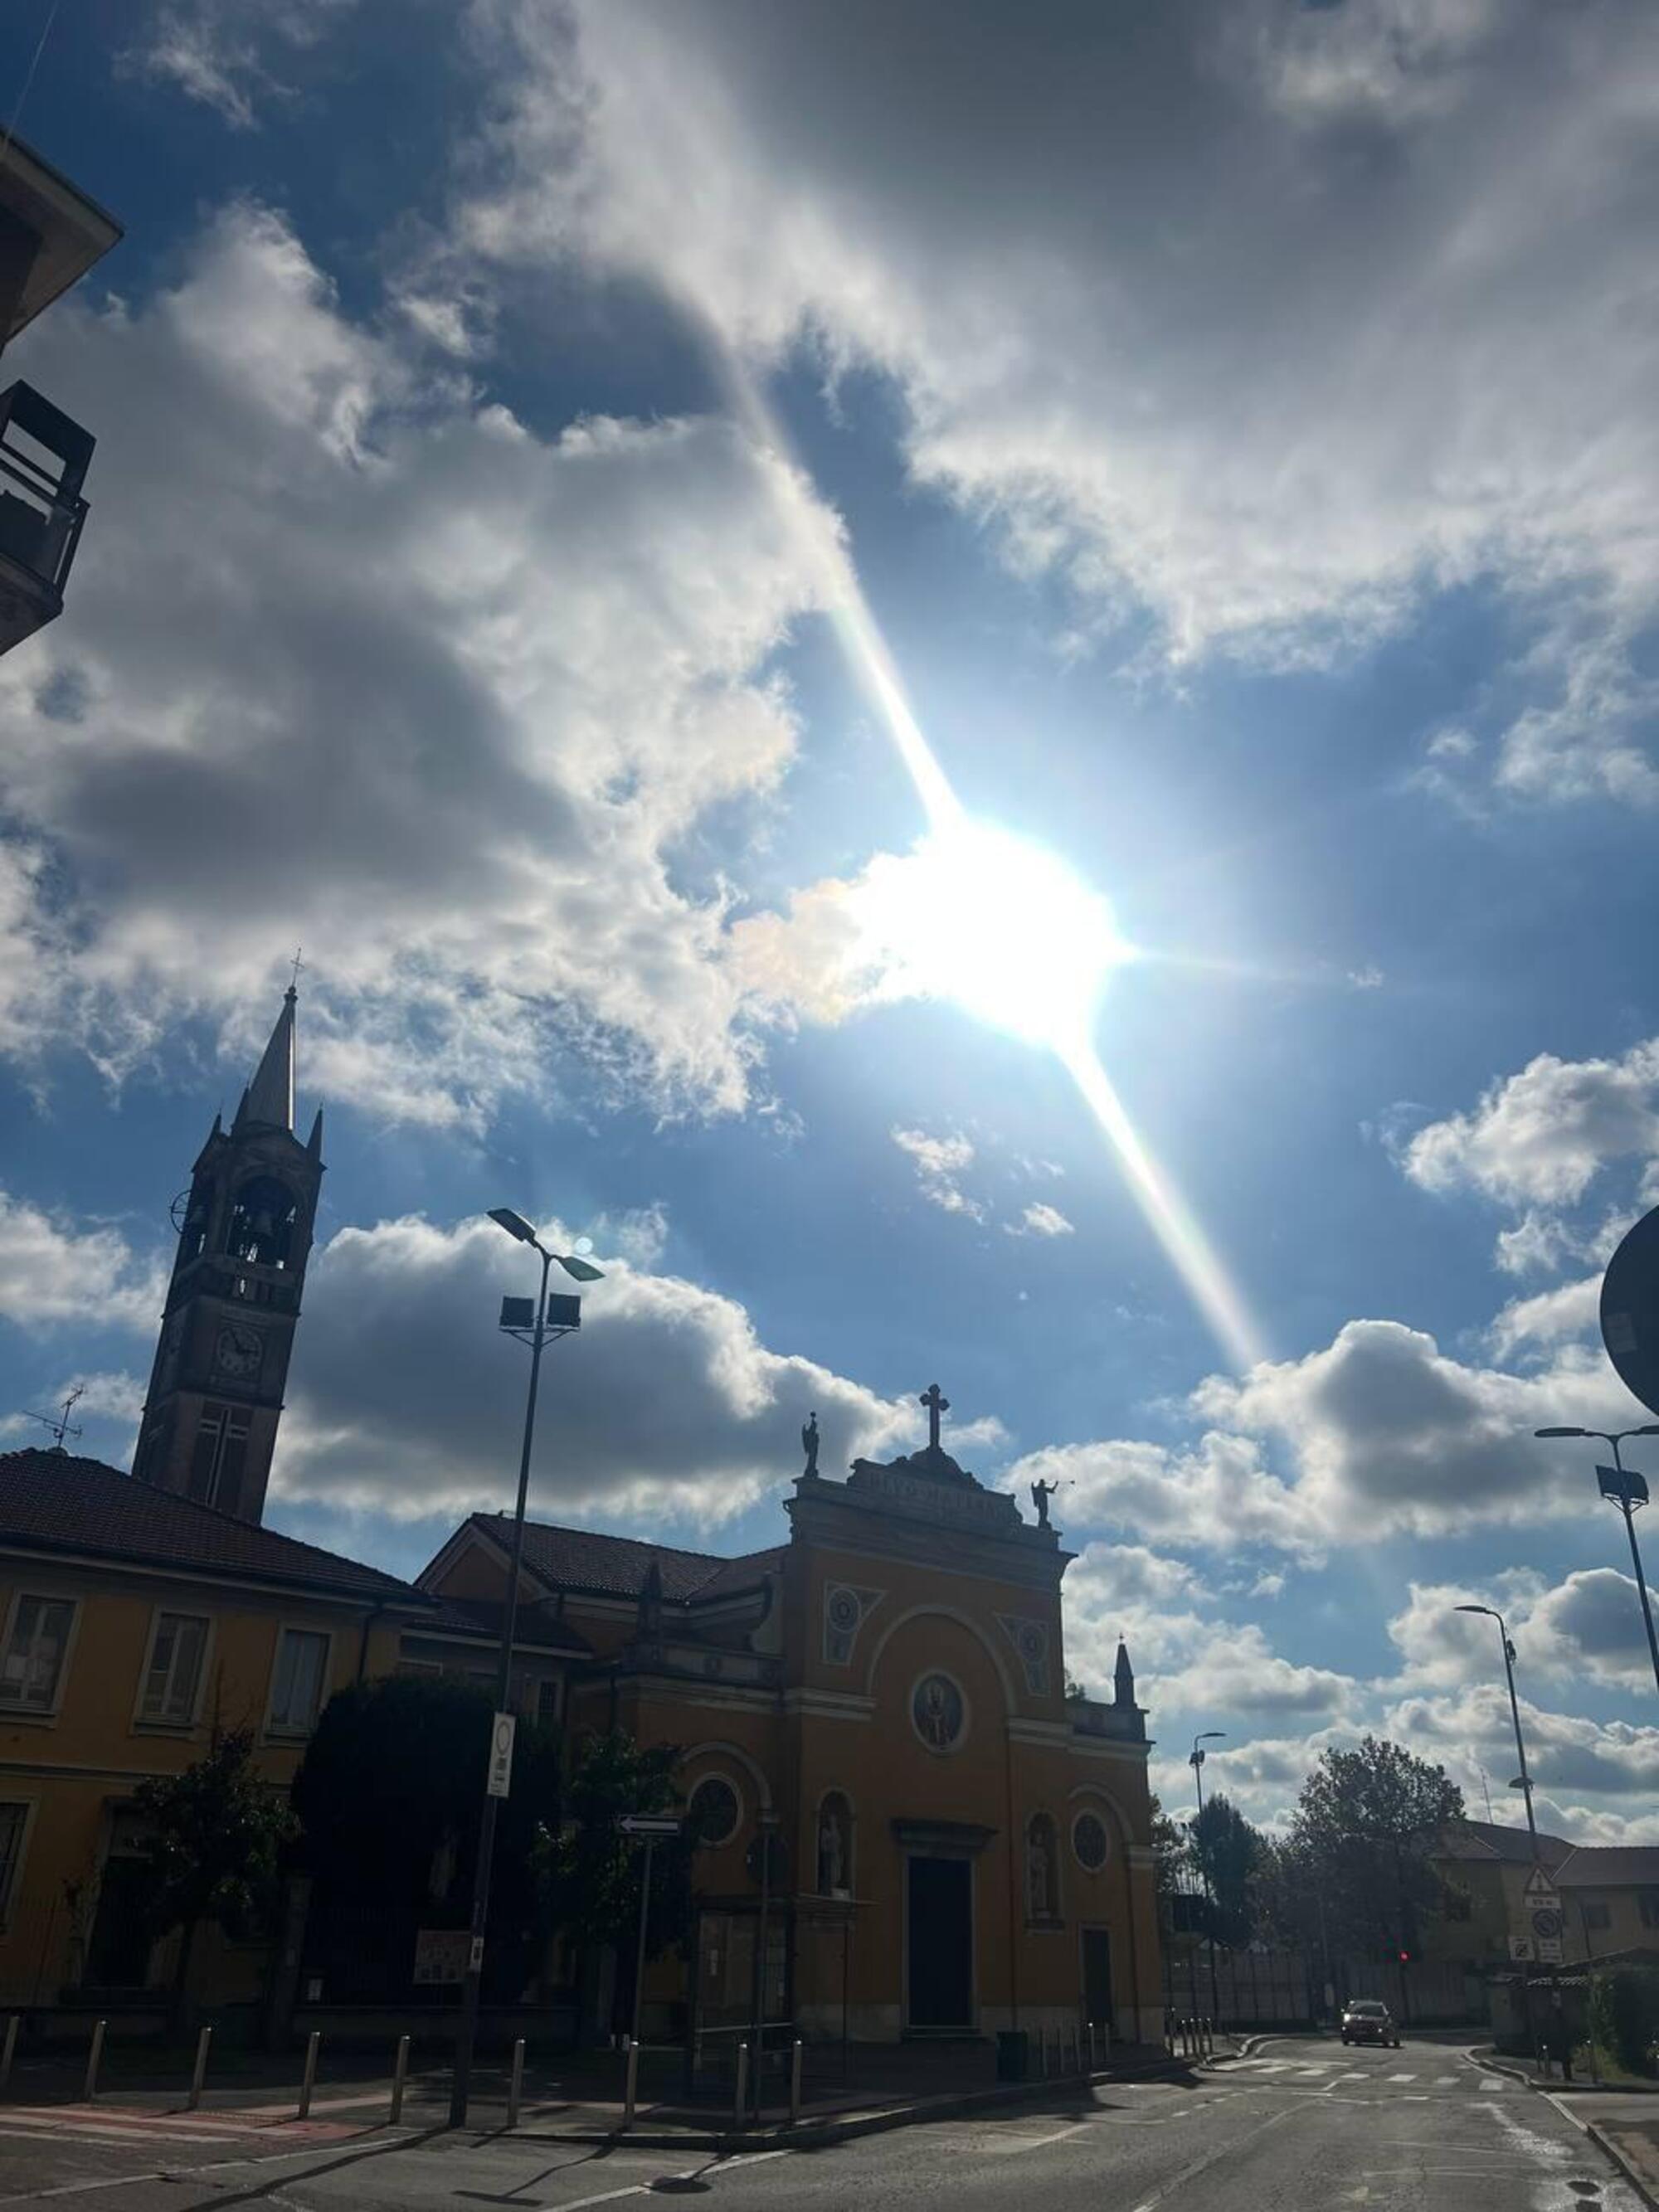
left=1535, top=1426, right=1659, bottom=1699
left=448, top=1212, right=604, bottom=2131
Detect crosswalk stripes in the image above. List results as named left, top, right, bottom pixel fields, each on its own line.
left=1230, top=2055, right=1514, bottom=2093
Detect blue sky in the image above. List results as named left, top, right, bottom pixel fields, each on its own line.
left=4, top=0, right=1659, bottom=1837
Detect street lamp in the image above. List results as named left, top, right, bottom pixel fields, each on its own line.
left=449, top=1211, right=604, bottom=2131
left=1189, top=1731, right=1225, bottom=1820
left=1535, top=1426, right=1659, bottom=1698
left=1453, top=1605, right=1538, bottom=1857
left=1189, top=1732, right=1225, bottom=2025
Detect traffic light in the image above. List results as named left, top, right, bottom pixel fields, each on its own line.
left=1398, top=1948, right=1411, bottom=1965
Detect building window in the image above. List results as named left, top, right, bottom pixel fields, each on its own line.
left=188, top=1404, right=251, bottom=1511
left=1073, top=1811, right=1109, bottom=1874
left=0, top=1595, right=75, bottom=1713
left=816, top=1791, right=854, bottom=1896
left=1583, top=1899, right=1612, bottom=1932
left=536, top=1678, right=560, bottom=1729
left=688, top=1775, right=741, bottom=1848
left=1638, top=1891, right=1659, bottom=1931
left=1027, top=1812, right=1061, bottom=1920
left=269, top=1628, right=329, bottom=1734
left=0, top=1803, right=29, bottom=1924
left=141, top=1613, right=209, bottom=1724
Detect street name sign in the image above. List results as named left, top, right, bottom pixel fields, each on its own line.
left=487, top=1712, right=516, bottom=1799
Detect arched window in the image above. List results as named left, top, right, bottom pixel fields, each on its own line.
left=1026, top=1811, right=1060, bottom=1922
left=1073, top=1808, right=1110, bottom=1874
left=225, top=1177, right=298, bottom=1269
left=688, top=1773, right=742, bottom=1849
left=816, top=1791, right=854, bottom=1897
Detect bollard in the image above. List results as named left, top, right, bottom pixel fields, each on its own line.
left=790, top=2037, right=802, bottom=2127
left=187, top=2025, right=212, bottom=2111
left=84, top=2019, right=106, bottom=2104
left=733, top=2042, right=748, bottom=2128
left=1088, top=2020, right=1097, bottom=2073
left=390, top=2035, right=410, bottom=2125
left=623, top=2035, right=639, bottom=2132
left=298, top=2030, right=320, bottom=2119
left=1, top=2015, right=17, bottom=2091
left=507, top=2038, right=524, bottom=2130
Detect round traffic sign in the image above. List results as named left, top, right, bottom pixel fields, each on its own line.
left=1532, top=1908, right=1562, bottom=1939
left=1603, top=1207, right=1659, bottom=1417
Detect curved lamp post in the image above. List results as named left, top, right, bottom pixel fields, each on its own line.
left=1535, top=1425, right=1659, bottom=1698
left=1189, top=1732, right=1225, bottom=2025
left=1453, top=1603, right=1538, bottom=1856
left=450, top=1210, right=604, bottom=2129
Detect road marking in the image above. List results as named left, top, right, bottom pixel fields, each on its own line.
left=983, top=2122, right=1091, bottom=2153
left=1294, top=2067, right=1329, bottom=2079
left=1338, top=2073, right=1366, bottom=2083
left=1388, top=2072, right=1416, bottom=2083
left=0, top=2120, right=244, bottom=2145
left=1126, top=2102, right=1297, bottom=2212
left=1479, top=2077, right=1505, bottom=2090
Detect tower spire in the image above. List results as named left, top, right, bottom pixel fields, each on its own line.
left=241, top=983, right=297, bottom=1132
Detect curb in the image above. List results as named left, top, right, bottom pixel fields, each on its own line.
left=1588, top=2122, right=1659, bottom=2212
left=460, top=2056, right=1207, bottom=2153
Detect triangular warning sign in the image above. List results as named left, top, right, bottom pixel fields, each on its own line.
left=1522, top=1864, right=1559, bottom=1903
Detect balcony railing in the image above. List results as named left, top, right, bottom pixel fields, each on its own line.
left=0, top=381, right=94, bottom=652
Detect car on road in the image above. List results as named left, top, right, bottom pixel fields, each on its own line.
left=1340, top=1999, right=1402, bottom=2047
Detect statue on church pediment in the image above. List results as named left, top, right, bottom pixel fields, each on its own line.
left=801, top=1410, right=820, bottom=1476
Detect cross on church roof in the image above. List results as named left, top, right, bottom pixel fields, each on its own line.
left=920, top=1382, right=950, bottom=1450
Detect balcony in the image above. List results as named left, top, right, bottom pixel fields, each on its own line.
left=0, top=381, right=92, bottom=654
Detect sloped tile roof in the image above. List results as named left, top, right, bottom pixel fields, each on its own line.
left=468, top=1513, right=781, bottom=1603
left=0, top=1450, right=424, bottom=1603
left=1555, top=1845, right=1659, bottom=1887
left=1438, top=1818, right=1574, bottom=1867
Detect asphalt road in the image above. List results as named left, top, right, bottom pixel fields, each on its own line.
left=0, top=2034, right=1638, bottom=2212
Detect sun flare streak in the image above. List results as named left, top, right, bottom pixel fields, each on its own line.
left=718, top=348, right=1265, bottom=1370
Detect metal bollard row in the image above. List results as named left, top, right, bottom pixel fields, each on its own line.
left=734, top=2040, right=748, bottom=2127
left=298, top=2029, right=320, bottom=2118
left=391, top=2034, right=410, bottom=2124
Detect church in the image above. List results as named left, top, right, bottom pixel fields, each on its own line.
left=25, top=986, right=1164, bottom=2049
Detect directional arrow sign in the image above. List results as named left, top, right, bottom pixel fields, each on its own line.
left=616, top=1814, right=682, bottom=1838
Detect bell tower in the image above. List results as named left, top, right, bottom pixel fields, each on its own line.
left=134, top=984, right=324, bottom=1524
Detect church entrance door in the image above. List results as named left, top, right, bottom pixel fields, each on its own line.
left=1082, top=1926, right=1114, bottom=2039
left=906, top=1856, right=973, bottom=2029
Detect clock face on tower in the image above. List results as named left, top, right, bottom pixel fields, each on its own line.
left=213, top=1324, right=264, bottom=1382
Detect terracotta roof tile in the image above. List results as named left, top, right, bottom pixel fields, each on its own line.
left=469, top=1514, right=781, bottom=1604
left=0, top=1450, right=424, bottom=1603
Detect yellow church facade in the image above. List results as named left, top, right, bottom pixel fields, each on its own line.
left=421, top=1394, right=1164, bottom=2050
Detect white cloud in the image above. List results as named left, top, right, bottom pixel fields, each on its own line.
left=1404, top=1043, right=1659, bottom=1207
left=1489, top=1274, right=1602, bottom=1360
left=1007, top=1429, right=1320, bottom=1561
left=1007, top=1202, right=1074, bottom=1240
left=0, top=1192, right=163, bottom=1334
left=122, top=0, right=355, bottom=129
left=464, top=0, right=1659, bottom=796
left=0, top=1369, right=147, bottom=1448
left=273, top=1211, right=918, bottom=1527
left=888, top=1127, right=982, bottom=1219
left=2, top=204, right=844, bottom=1125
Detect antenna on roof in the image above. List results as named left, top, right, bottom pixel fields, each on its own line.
left=1478, top=1764, right=1494, bottom=1823
left=19, top=1385, right=84, bottom=1454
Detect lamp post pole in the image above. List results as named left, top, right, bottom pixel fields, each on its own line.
left=1190, top=1732, right=1224, bottom=2029
left=450, top=1213, right=602, bottom=2131
left=1455, top=1601, right=1544, bottom=2063
left=1535, top=1426, right=1659, bottom=1699
left=450, top=1241, right=552, bottom=2131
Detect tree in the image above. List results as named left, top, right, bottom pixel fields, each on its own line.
left=292, top=1675, right=559, bottom=1918
left=1188, top=1793, right=1262, bottom=1947
left=532, top=1731, right=695, bottom=1967
left=132, top=1728, right=294, bottom=2016
left=1287, top=1735, right=1465, bottom=1961
left=1150, top=1794, right=1189, bottom=1909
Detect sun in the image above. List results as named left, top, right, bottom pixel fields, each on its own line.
left=862, top=815, right=1131, bottom=1052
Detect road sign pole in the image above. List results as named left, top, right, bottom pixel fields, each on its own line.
left=630, top=1836, right=655, bottom=2055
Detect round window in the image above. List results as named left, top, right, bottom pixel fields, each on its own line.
left=688, top=1775, right=741, bottom=1848
left=1073, top=1811, right=1109, bottom=1873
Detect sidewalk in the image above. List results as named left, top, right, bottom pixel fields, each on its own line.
left=0, top=2037, right=1231, bottom=2155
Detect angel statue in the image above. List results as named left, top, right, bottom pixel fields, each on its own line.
left=801, top=1410, right=820, bottom=1476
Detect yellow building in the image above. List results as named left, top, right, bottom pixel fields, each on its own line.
left=0, top=1446, right=446, bottom=2020
left=418, top=1391, right=1164, bottom=2051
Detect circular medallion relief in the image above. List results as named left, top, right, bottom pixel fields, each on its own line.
left=688, top=1775, right=741, bottom=1848
left=1073, top=1811, right=1110, bottom=1873
left=911, top=1671, right=967, bottom=1753
left=1017, top=1622, right=1046, bottom=1666
left=827, top=1587, right=861, bottom=1636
